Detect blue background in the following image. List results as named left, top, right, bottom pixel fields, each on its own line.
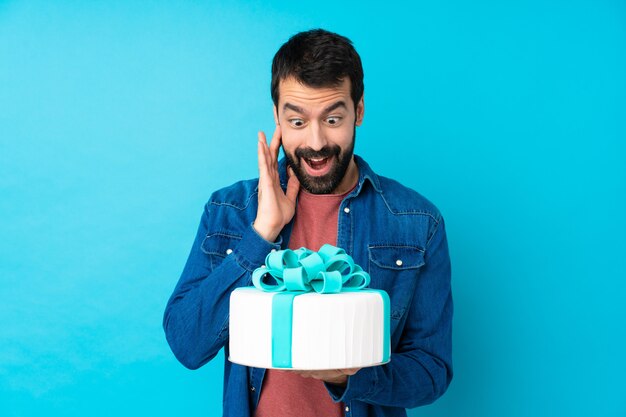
left=1, top=1, right=625, bottom=416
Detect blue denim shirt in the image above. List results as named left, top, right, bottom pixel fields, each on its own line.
left=163, top=155, right=453, bottom=417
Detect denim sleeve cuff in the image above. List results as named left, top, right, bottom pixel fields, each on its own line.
left=324, top=365, right=379, bottom=403
left=233, top=223, right=283, bottom=272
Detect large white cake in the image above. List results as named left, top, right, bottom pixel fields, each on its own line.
left=228, top=245, right=390, bottom=370
left=229, top=287, right=390, bottom=370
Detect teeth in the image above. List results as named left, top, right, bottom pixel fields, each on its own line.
left=310, top=158, right=326, bottom=162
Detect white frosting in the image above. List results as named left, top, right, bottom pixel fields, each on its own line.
left=229, top=288, right=386, bottom=370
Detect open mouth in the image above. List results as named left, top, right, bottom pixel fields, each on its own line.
left=303, top=156, right=332, bottom=176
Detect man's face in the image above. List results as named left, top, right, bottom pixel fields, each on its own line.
left=274, top=77, right=364, bottom=194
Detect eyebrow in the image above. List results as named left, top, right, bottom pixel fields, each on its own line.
left=283, top=102, right=305, bottom=114
left=282, top=100, right=348, bottom=115
left=324, top=101, right=347, bottom=113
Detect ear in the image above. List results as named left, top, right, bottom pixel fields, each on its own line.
left=273, top=105, right=279, bottom=125
left=355, top=96, right=365, bottom=126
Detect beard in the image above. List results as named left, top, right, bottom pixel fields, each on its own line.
left=284, top=126, right=356, bottom=195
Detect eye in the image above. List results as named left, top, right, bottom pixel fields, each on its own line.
left=326, top=116, right=342, bottom=125
left=289, top=118, right=305, bottom=128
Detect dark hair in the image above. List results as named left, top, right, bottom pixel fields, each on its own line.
left=271, top=29, right=364, bottom=109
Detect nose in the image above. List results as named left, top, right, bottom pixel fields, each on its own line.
left=305, top=121, right=328, bottom=151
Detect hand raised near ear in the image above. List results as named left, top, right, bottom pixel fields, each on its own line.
left=253, top=125, right=300, bottom=242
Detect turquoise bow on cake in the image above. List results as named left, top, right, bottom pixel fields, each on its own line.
left=251, top=244, right=370, bottom=293
left=246, top=244, right=388, bottom=369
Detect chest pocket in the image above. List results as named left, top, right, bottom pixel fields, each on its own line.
left=368, top=244, right=425, bottom=324
left=201, top=232, right=242, bottom=270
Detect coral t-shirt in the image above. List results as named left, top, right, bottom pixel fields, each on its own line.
left=254, top=186, right=354, bottom=417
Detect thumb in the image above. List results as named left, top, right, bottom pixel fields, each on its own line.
left=341, top=367, right=361, bottom=376
left=286, top=172, right=300, bottom=203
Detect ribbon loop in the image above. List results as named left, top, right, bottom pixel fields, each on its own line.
left=342, top=265, right=370, bottom=290
left=252, top=245, right=370, bottom=294
left=284, top=267, right=310, bottom=291
left=318, top=243, right=345, bottom=260
left=324, top=253, right=354, bottom=277
left=310, top=270, right=343, bottom=293
left=252, top=266, right=286, bottom=292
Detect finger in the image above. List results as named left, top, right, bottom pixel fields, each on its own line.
left=258, top=134, right=276, bottom=192
left=257, top=133, right=269, bottom=177
left=309, top=370, right=340, bottom=380
left=341, top=367, right=361, bottom=376
left=258, top=131, right=274, bottom=171
left=258, top=130, right=274, bottom=168
left=286, top=173, right=300, bottom=204
left=268, top=124, right=282, bottom=161
left=263, top=141, right=278, bottom=183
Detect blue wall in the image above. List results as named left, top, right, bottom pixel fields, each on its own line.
left=1, top=1, right=625, bottom=416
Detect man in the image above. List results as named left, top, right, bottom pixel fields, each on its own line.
left=163, top=29, right=453, bottom=417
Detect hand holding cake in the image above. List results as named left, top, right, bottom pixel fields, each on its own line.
left=292, top=367, right=361, bottom=386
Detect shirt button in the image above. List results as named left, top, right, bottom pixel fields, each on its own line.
left=345, top=405, right=350, bottom=412
left=344, top=207, right=350, bottom=214
left=250, top=386, right=255, bottom=391
left=396, top=259, right=403, bottom=266
left=226, top=248, right=233, bottom=255
left=270, top=248, right=277, bottom=252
